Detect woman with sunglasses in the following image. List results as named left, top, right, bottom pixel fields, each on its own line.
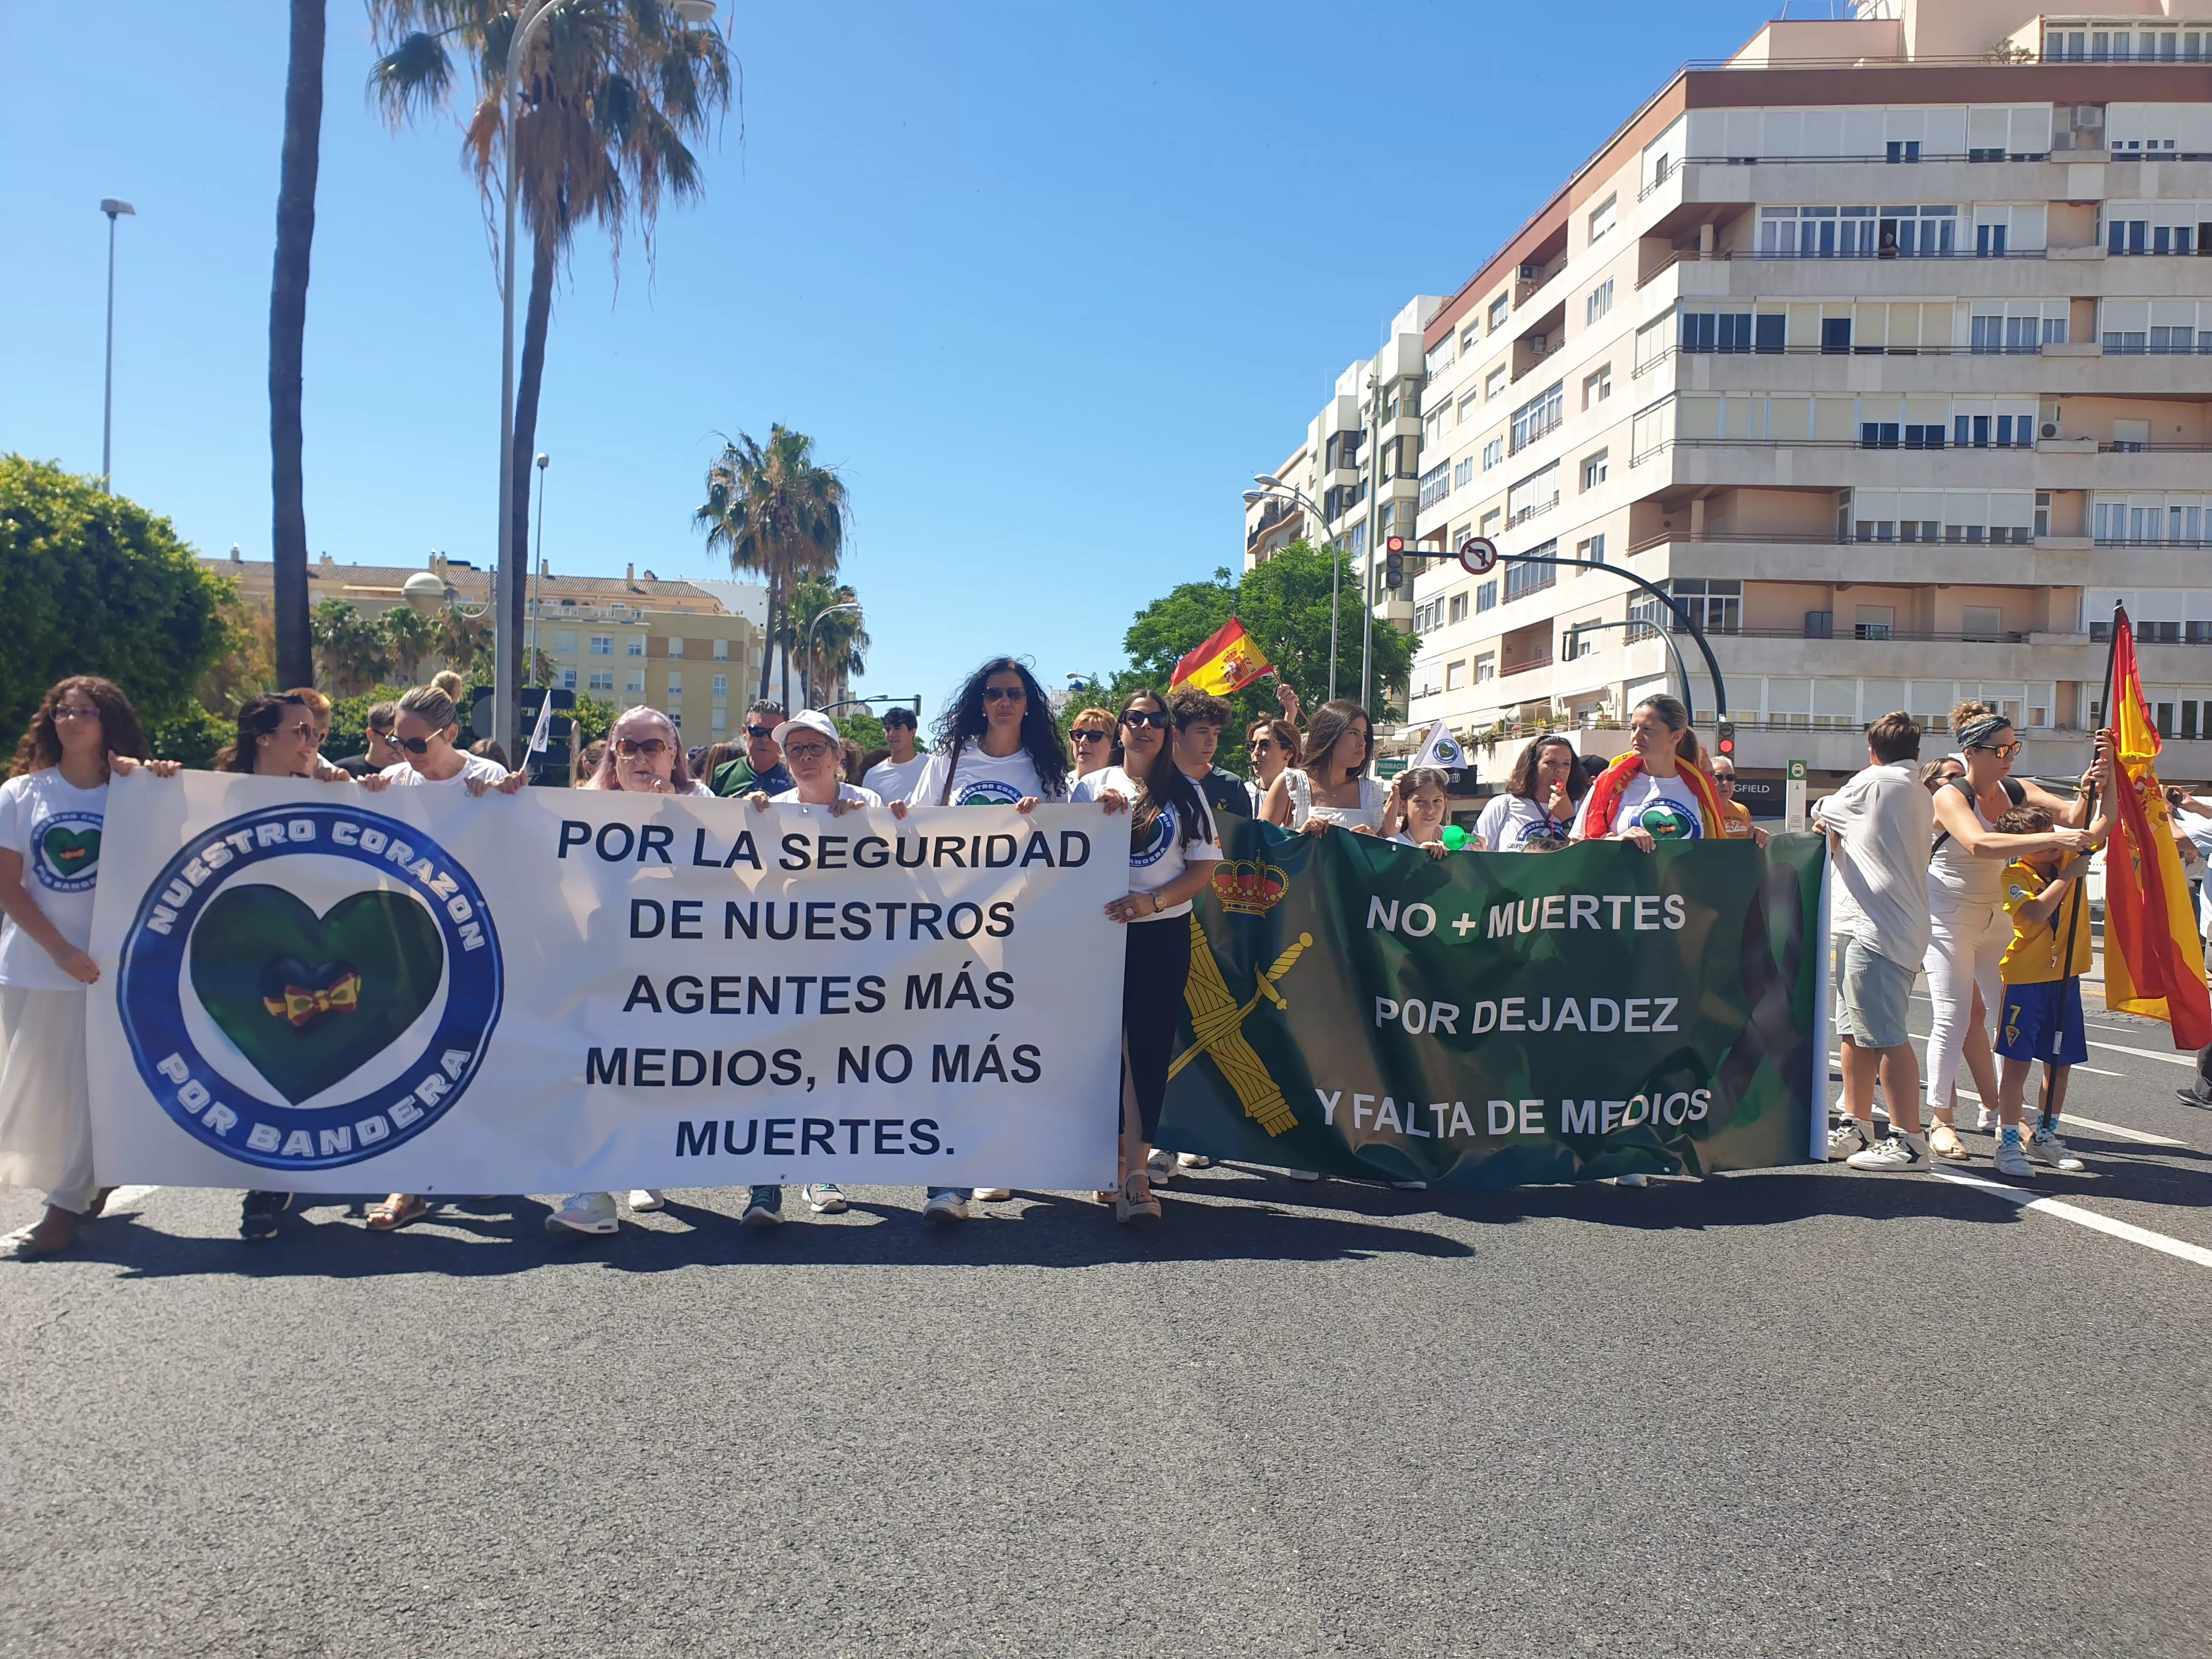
left=543, top=709, right=710, bottom=1238
left=1260, top=700, right=1387, bottom=835
left=1245, top=716, right=1300, bottom=815
left=1909, top=702, right=2097, bottom=1164
left=0, top=678, right=182, bottom=1259
left=1071, top=689, right=1223, bottom=1222
left=1069, top=707, right=1118, bottom=786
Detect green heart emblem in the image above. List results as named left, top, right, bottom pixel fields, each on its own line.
left=42, top=825, right=100, bottom=879
left=189, top=885, right=445, bottom=1105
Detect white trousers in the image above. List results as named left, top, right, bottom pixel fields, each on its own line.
left=1922, top=898, right=2007, bottom=1113
left=0, top=985, right=97, bottom=1214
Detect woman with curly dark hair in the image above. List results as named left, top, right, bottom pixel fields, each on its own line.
left=1476, top=734, right=1587, bottom=852
left=0, top=678, right=180, bottom=1258
left=907, top=657, right=1069, bottom=810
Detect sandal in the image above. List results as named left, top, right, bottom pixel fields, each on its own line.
left=365, top=1193, right=430, bottom=1231
left=1928, top=1122, right=1970, bottom=1161
left=1115, top=1171, right=1161, bottom=1225
left=80, top=1188, right=117, bottom=1222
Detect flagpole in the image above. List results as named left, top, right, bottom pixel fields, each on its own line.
left=2041, top=602, right=2122, bottom=1128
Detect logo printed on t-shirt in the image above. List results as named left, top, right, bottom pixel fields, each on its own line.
left=954, top=778, right=1026, bottom=805
left=1130, top=803, right=1177, bottom=868
left=32, top=811, right=103, bottom=893
left=1638, top=800, right=1700, bottom=841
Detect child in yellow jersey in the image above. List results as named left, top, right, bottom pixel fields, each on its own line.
left=1991, top=800, right=2110, bottom=1177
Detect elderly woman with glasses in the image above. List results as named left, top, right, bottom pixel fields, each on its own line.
left=1068, top=707, right=1118, bottom=784
left=1259, top=699, right=1387, bottom=834
left=1915, top=699, right=2099, bottom=1163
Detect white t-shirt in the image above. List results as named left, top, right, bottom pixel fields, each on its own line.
left=770, top=783, right=883, bottom=810
left=1282, top=770, right=1389, bottom=832
left=909, top=744, right=1065, bottom=808
left=380, top=754, right=510, bottom=790
left=587, top=778, right=713, bottom=798
left=0, top=770, right=107, bottom=990
left=862, top=754, right=928, bottom=805
left=1072, top=766, right=1221, bottom=921
left=1570, top=771, right=1706, bottom=842
left=1475, top=793, right=1571, bottom=852
left=1811, top=760, right=1936, bottom=967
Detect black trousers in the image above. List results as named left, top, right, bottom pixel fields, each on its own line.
left=1121, top=915, right=1192, bottom=1142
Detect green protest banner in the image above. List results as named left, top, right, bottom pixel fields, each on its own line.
left=1156, top=822, right=1828, bottom=1186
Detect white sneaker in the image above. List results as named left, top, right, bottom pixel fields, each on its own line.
left=1286, top=1169, right=1321, bottom=1182
left=1974, top=1104, right=1999, bottom=1135
left=970, top=1187, right=1012, bottom=1203
left=1847, top=1133, right=1926, bottom=1172
left=1616, top=1171, right=1649, bottom=1188
left=803, top=1183, right=848, bottom=1214
left=627, top=1189, right=665, bottom=1211
left=1827, top=1119, right=1871, bottom=1158
left=545, top=1192, right=619, bottom=1235
left=2027, top=1129, right=2084, bottom=1172
left=1175, top=1153, right=1212, bottom=1170
left=1144, top=1149, right=1175, bottom=1184
left=1991, top=1128, right=2032, bottom=1178
left=923, top=1192, right=969, bottom=1223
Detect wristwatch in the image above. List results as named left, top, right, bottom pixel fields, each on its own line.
left=1150, top=892, right=1164, bottom=913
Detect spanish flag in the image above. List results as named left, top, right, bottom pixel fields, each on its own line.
left=1170, top=617, right=1273, bottom=697
left=2101, top=606, right=2211, bottom=1048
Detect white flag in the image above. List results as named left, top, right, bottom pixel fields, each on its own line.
left=1410, top=718, right=1465, bottom=771
left=527, top=692, right=554, bottom=758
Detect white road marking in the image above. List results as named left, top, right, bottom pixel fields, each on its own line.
left=2072, top=1064, right=2126, bottom=1077
left=2085, top=1039, right=2199, bottom=1069
left=104, top=1185, right=160, bottom=1208
left=1931, top=1168, right=2212, bottom=1269
left=2051, top=1113, right=2188, bottom=1148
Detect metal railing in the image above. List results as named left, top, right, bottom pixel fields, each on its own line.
left=1633, top=342, right=2057, bottom=376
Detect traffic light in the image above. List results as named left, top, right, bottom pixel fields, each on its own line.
left=1716, top=719, right=1736, bottom=759
left=1385, top=535, right=1405, bottom=590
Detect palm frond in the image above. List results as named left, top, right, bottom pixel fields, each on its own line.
left=369, top=32, right=457, bottom=127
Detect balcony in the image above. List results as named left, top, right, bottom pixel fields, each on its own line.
left=1499, top=651, right=1553, bottom=678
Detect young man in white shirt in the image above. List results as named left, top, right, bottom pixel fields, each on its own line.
left=862, top=706, right=926, bottom=805
left=1813, top=712, right=1935, bottom=1171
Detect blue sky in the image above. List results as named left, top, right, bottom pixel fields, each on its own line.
left=0, top=1, right=1773, bottom=720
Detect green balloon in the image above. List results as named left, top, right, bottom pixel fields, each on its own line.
left=1441, top=825, right=1468, bottom=851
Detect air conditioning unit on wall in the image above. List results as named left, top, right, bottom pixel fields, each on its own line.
left=2041, top=420, right=2061, bottom=439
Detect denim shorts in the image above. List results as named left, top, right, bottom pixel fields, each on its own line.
left=1838, top=935, right=1914, bottom=1050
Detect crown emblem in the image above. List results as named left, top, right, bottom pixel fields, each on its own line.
left=1213, top=857, right=1287, bottom=916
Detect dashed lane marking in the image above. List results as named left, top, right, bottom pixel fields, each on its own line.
left=2085, top=1039, right=2199, bottom=1069
left=1931, top=1168, right=2212, bottom=1269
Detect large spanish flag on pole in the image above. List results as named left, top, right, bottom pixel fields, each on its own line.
left=1170, top=617, right=1274, bottom=697
left=2101, top=604, right=2212, bottom=1048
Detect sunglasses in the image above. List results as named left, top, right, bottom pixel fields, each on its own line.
left=1071, top=729, right=1109, bottom=743
left=614, top=737, right=668, bottom=758
left=744, top=725, right=778, bottom=740
left=1974, top=741, right=2024, bottom=760
left=784, top=740, right=832, bottom=761
left=394, top=733, right=437, bottom=755
left=981, top=685, right=1027, bottom=704
left=1122, top=709, right=1170, bottom=729
left=51, top=706, right=101, bottom=723
left=1249, top=737, right=1276, bottom=752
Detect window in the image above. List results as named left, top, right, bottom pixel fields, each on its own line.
left=1460, top=322, right=1480, bottom=353
left=711, top=708, right=727, bottom=732
left=1382, top=435, right=1421, bottom=480
left=1419, top=461, right=1452, bottom=511
left=1588, top=195, right=1617, bottom=244
left=1425, top=335, right=1455, bottom=377
left=668, top=637, right=685, bottom=658
left=1444, top=659, right=1466, bottom=691
left=553, top=630, right=578, bottom=653
left=1448, top=592, right=1469, bottom=624
left=1480, top=509, right=1502, bottom=539
left=1510, top=382, right=1564, bottom=452
left=1585, top=278, right=1615, bottom=328
left=1581, top=450, right=1609, bottom=491
left=1454, top=456, right=1475, bottom=489
left=559, top=667, right=577, bottom=691
left=1508, top=461, right=1560, bottom=525
left=1457, top=388, right=1481, bottom=424
left=1424, top=406, right=1448, bottom=449
left=1488, top=295, right=1509, bottom=332
left=1482, top=437, right=1504, bottom=471
left=1476, top=581, right=1498, bottom=614
left=667, top=672, right=683, bottom=697
left=713, top=639, right=730, bottom=661
left=2035, top=492, right=2051, bottom=538
left=1673, top=578, right=1742, bottom=634
left=1854, top=605, right=1895, bottom=641
left=1583, top=364, right=1612, bottom=408
left=1505, top=540, right=1557, bottom=601
left=1475, top=652, right=1497, bottom=683
left=1577, top=533, right=1606, bottom=569
left=1680, top=310, right=1782, bottom=354
left=624, top=670, right=645, bottom=695
left=1486, top=366, right=1508, bottom=400
left=589, top=635, right=613, bottom=656
left=712, top=674, right=729, bottom=698
left=627, top=635, right=645, bottom=656
left=1962, top=607, right=2002, bottom=642
left=588, top=669, right=614, bottom=692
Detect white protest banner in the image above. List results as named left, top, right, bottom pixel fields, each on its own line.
left=87, top=773, right=1125, bottom=1193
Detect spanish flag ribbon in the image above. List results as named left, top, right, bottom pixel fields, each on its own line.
left=263, top=974, right=363, bottom=1029
left=1170, top=617, right=1273, bottom=697
left=2101, top=606, right=2211, bottom=1048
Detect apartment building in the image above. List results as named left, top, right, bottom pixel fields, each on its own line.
left=1261, top=0, right=2212, bottom=797
left=204, top=549, right=774, bottom=740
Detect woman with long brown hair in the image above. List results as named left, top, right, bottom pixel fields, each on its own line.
left=1259, top=699, right=1387, bottom=834
left=0, top=678, right=180, bottom=1258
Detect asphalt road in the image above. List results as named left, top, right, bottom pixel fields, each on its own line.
left=4, top=989, right=2210, bottom=1658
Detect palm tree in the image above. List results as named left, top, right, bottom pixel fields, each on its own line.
left=311, top=600, right=394, bottom=696
left=436, top=606, right=494, bottom=675
left=378, top=605, right=438, bottom=684
left=783, top=577, right=868, bottom=709
left=368, top=2, right=734, bottom=660
left=270, top=0, right=326, bottom=691
left=693, top=426, right=849, bottom=707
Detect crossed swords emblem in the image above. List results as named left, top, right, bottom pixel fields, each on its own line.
left=1169, top=914, right=1311, bottom=1136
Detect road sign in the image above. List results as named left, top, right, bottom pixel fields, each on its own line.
left=1786, top=759, right=1808, bottom=833
left=1457, top=537, right=1498, bottom=575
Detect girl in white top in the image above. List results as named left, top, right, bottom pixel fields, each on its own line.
left=0, top=678, right=181, bottom=1259
left=378, top=685, right=526, bottom=795
left=1075, top=690, right=1223, bottom=1222
left=1475, top=735, right=1583, bottom=851
left=544, top=708, right=717, bottom=1239
left=1918, top=702, right=2096, bottom=1160
left=1388, top=768, right=1452, bottom=860
left=1261, top=699, right=1387, bottom=834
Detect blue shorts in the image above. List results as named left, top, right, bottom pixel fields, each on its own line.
left=1996, top=978, right=2086, bottom=1068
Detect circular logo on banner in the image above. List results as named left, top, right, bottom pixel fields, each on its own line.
left=33, top=812, right=103, bottom=893
left=1431, top=735, right=1463, bottom=767
left=115, top=804, right=503, bottom=1171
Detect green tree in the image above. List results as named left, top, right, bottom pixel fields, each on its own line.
left=310, top=599, right=394, bottom=696
left=0, top=456, right=234, bottom=740
left=369, top=1, right=735, bottom=665
left=1116, top=542, right=1419, bottom=775
left=377, top=604, right=438, bottom=684
left=693, top=426, right=849, bottom=708
left=783, top=575, right=868, bottom=709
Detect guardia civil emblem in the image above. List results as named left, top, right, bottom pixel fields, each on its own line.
left=115, top=804, right=502, bottom=1170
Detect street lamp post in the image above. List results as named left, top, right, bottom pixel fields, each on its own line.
left=802, top=601, right=861, bottom=710
left=1248, top=475, right=1342, bottom=701
left=493, top=0, right=714, bottom=759
left=98, top=198, right=135, bottom=493
left=527, top=452, right=549, bottom=683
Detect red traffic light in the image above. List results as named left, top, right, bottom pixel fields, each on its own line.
left=1385, top=536, right=1404, bottom=552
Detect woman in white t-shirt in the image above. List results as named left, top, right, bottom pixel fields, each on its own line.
left=1072, top=689, right=1223, bottom=1222
left=1260, top=699, right=1388, bottom=834
left=378, top=685, right=526, bottom=796
left=1570, top=695, right=1756, bottom=849
left=543, top=707, right=716, bottom=1239
left=1476, top=735, right=1585, bottom=852
left=0, top=678, right=181, bottom=1258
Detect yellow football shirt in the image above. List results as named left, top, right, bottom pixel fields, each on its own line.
left=2000, top=859, right=2092, bottom=985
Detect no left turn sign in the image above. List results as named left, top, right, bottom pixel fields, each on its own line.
left=1457, top=537, right=1498, bottom=576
